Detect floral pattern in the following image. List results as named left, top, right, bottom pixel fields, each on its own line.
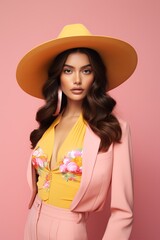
left=32, top=147, right=83, bottom=186
left=59, top=149, right=83, bottom=181
left=32, top=147, right=50, bottom=189
left=32, top=147, right=49, bottom=174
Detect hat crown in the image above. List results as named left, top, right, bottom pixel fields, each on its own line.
left=57, top=24, right=92, bottom=38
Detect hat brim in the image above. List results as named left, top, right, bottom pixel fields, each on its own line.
left=16, top=35, right=138, bottom=99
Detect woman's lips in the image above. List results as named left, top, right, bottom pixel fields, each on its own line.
left=70, top=88, right=84, bottom=94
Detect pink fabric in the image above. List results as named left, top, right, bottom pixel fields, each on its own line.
left=24, top=195, right=88, bottom=240
left=27, top=118, right=133, bottom=240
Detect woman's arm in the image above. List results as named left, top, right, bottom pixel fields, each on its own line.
left=103, top=121, right=134, bottom=240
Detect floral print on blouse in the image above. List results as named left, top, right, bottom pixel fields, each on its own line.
left=59, top=149, right=82, bottom=181
left=32, top=147, right=83, bottom=189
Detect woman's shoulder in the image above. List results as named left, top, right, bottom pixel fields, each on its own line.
left=117, top=116, right=129, bottom=126
left=116, top=116, right=131, bottom=135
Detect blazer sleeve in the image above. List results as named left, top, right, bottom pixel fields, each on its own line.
left=27, top=152, right=38, bottom=208
left=102, top=121, right=134, bottom=240
left=27, top=153, right=33, bottom=191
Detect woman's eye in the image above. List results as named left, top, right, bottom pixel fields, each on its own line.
left=63, top=68, right=72, bottom=74
left=82, top=69, right=92, bottom=74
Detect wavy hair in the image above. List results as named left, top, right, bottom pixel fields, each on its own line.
left=30, top=48, right=122, bottom=152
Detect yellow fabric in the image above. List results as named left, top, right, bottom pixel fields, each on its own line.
left=32, top=113, right=86, bottom=209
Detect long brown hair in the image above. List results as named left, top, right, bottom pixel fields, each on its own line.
left=30, top=48, right=122, bottom=152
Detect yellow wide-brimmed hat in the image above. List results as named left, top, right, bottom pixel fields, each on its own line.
left=16, top=23, right=138, bottom=99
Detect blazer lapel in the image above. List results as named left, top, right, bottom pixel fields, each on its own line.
left=71, top=125, right=100, bottom=210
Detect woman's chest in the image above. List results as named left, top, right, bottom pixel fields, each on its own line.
left=51, top=116, right=84, bottom=169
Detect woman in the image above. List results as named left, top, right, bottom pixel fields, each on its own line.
left=16, top=24, right=138, bottom=240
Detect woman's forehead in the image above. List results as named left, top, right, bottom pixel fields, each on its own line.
left=64, top=52, right=91, bottom=66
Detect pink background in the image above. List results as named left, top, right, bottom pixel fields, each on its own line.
left=1, top=0, right=160, bottom=239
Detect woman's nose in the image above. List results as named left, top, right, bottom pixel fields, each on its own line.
left=74, top=72, right=82, bottom=85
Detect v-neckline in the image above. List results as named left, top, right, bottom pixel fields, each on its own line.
left=49, top=113, right=82, bottom=171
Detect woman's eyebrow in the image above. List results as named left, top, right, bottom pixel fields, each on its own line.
left=63, top=64, right=92, bottom=69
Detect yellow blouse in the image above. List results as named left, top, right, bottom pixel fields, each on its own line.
left=31, top=113, right=86, bottom=209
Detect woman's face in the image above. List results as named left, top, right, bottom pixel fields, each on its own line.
left=60, top=52, right=94, bottom=103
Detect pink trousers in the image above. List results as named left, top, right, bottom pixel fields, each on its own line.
left=24, top=195, right=88, bottom=240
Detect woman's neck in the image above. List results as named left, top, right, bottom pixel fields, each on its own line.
left=62, top=101, right=82, bottom=118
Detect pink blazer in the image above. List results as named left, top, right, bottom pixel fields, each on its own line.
left=27, top=118, right=133, bottom=240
